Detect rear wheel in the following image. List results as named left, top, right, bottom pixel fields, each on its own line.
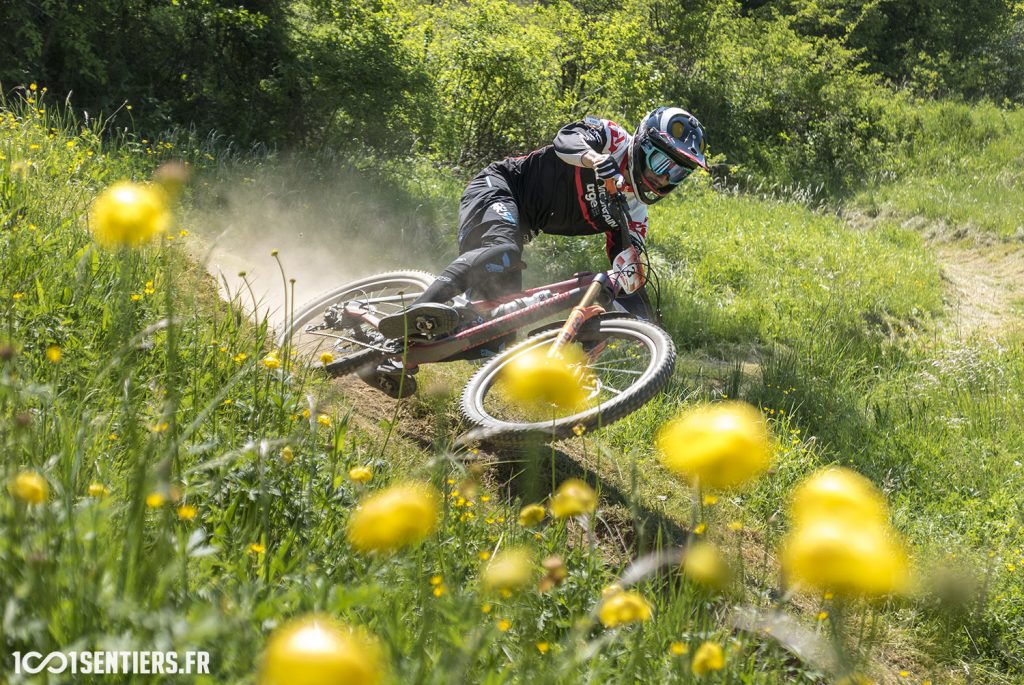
left=278, top=270, right=435, bottom=375
left=460, top=318, right=676, bottom=445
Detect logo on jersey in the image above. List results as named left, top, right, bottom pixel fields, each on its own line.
left=607, top=122, right=626, bottom=153
left=582, top=181, right=620, bottom=231
left=490, top=202, right=515, bottom=225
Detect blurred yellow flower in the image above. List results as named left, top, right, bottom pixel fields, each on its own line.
left=177, top=504, right=197, bottom=521
left=348, top=466, right=373, bottom=483
left=259, top=615, right=384, bottom=685
left=691, top=641, right=725, bottom=675
left=46, top=345, right=62, bottom=364
left=232, top=352, right=248, bottom=363
left=782, top=520, right=909, bottom=597
left=317, top=414, right=332, bottom=427
left=598, top=589, right=653, bottom=628
left=281, top=446, right=294, bottom=464
left=536, top=642, right=550, bottom=654
left=249, top=543, right=266, bottom=554
left=496, top=619, right=511, bottom=632
left=145, top=492, right=166, bottom=508
left=500, top=345, right=589, bottom=411
left=683, top=542, right=731, bottom=591
left=670, top=641, right=689, bottom=656
left=550, top=478, right=597, bottom=519
left=346, top=483, right=439, bottom=554
left=9, top=470, right=48, bottom=505
left=261, top=352, right=281, bottom=370
left=656, top=401, right=771, bottom=490
left=89, top=181, right=170, bottom=248
left=12, top=292, right=24, bottom=301
left=88, top=482, right=110, bottom=498
left=518, top=503, right=545, bottom=527
left=789, top=467, right=889, bottom=527
left=482, top=547, right=534, bottom=594
left=319, top=352, right=334, bottom=365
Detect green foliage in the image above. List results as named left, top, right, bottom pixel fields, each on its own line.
left=780, top=0, right=1024, bottom=100
left=856, top=100, right=1024, bottom=238
left=657, top=2, right=902, bottom=194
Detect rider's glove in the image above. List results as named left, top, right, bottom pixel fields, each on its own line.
left=593, top=154, right=621, bottom=181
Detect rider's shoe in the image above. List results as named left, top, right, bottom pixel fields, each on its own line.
left=378, top=303, right=461, bottom=341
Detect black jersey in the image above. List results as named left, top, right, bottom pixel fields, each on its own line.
left=487, top=117, right=649, bottom=261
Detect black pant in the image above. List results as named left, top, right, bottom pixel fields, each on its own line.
left=414, top=171, right=526, bottom=305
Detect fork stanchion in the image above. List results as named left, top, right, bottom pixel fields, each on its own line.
left=547, top=277, right=608, bottom=359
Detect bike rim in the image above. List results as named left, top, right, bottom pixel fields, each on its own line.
left=474, top=326, right=661, bottom=428
left=286, top=277, right=429, bottom=365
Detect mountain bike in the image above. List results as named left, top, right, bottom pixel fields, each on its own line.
left=278, top=183, right=676, bottom=444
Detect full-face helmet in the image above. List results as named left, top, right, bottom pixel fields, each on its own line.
left=627, top=107, right=708, bottom=205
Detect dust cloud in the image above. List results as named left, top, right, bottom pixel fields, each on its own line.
left=183, top=158, right=452, bottom=328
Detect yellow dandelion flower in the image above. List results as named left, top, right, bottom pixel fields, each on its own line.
left=550, top=479, right=597, bottom=519
left=8, top=470, right=49, bottom=505
left=319, top=352, right=334, bottom=365
left=496, top=619, right=511, bottom=633
left=703, top=494, right=719, bottom=505
left=145, top=492, right=166, bottom=508
left=536, top=642, right=550, bottom=654
left=261, top=352, right=281, bottom=370
left=817, top=611, right=829, bottom=621
left=598, top=590, right=653, bottom=628
left=249, top=543, right=266, bottom=554
left=432, top=584, right=447, bottom=597
left=233, top=352, right=248, bottom=363
left=518, top=503, right=546, bottom=527
left=177, top=504, right=198, bottom=521
left=656, top=401, right=772, bottom=490
left=728, top=520, right=743, bottom=531
left=46, top=345, right=62, bottom=364
left=149, top=421, right=169, bottom=433
left=89, top=181, right=171, bottom=248
left=478, top=550, right=491, bottom=561
left=12, top=292, right=24, bottom=301
left=88, top=483, right=110, bottom=498
left=482, top=547, right=534, bottom=594
left=258, top=615, right=385, bottom=685
left=691, top=641, right=725, bottom=675
left=317, top=414, right=332, bottom=427
left=693, top=522, right=707, bottom=535
left=782, top=520, right=909, bottom=597
left=500, top=345, right=590, bottom=411
left=348, top=466, right=372, bottom=483
left=683, top=542, right=731, bottom=591
left=346, top=483, right=439, bottom=554
left=281, top=446, right=294, bottom=464
left=789, top=467, right=889, bottom=528
left=670, top=642, right=689, bottom=656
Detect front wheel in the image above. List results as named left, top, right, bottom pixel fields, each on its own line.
left=278, top=270, right=435, bottom=375
left=460, top=318, right=676, bottom=445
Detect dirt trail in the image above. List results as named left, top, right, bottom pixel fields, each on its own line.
left=935, top=240, right=1024, bottom=336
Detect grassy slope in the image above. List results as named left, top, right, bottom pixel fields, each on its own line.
left=3, top=89, right=1024, bottom=684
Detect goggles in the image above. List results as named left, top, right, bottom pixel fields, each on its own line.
left=643, top=144, right=693, bottom=185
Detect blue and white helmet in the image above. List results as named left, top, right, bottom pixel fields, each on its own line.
left=627, top=107, right=708, bottom=205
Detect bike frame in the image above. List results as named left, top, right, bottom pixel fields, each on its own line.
left=339, top=270, right=618, bottom=367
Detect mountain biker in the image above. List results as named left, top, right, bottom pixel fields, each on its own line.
left=378, top=106, right=709, bottom=349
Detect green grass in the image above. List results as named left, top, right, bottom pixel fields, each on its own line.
left=4, top=89, right=1024, bottom=685
left=857, top=100, right=1024, bottom=239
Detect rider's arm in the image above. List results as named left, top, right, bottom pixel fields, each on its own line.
left=553, top=116, right=629, bottom=169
